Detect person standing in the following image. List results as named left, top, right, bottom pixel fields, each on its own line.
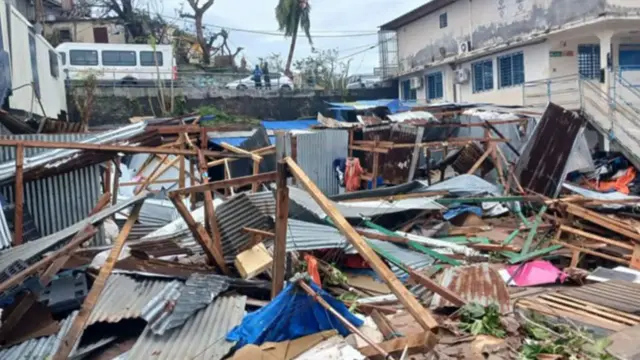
left=252, top=65, right=263, bottom=89
left=262, top=61, right=271, bottom=89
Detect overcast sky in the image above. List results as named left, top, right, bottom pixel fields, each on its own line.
left=157, top=0, right=426, bottom=74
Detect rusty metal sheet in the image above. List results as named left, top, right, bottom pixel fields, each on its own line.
left=362, top=124, right=419, bottom=184
left=558, top=280, right=640, bottom=314
left=430, top=263, right=511, bottom=313
left=450, top=143, right=494, bottom=175
left=515, top=102, right=585, bottom=197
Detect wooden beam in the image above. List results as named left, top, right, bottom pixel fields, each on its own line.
left=496, top=146, right=525, bottom=194
left=0, top=139, right=251, bottom=158
left=243, top=227, right=275, bottom=238
left=560, top=225, right=635, bottom=251
left=104, top=161, right=112, bottom=195
left=179, top=155, right=186, bottom=189
left=370, top=310, right=399, bottom=340
left=52, top=202, right=144, bottom=360
left=170, top=171, right=277, bottom=196
left=565, top=204, right=640, bottom=242
left=252, top=158, right=262, bottom=192
left=111, top=158, right=121, bottom=205
left=358, top=331, right=436, bottom=360
left=189, top=159, right=197, bottom=210
left=169, top=194, right=230, bottom=275
left=120, top=178, right=180, bottom=187
left=0, top=225, right=97, bottom=295
left=197, top=150, right=225, bottom=267
left=271, top=133, right=289, bottom=298
left=206, top=145, right=275, bottom=168
left=285, top=157, right=439, bottom=331
left=407, top=267, right=466, bottom=307
left=14, top=143, right=24, bottom=246
left=220, top=142, right=263, bottom=162
left=467, top=144, right=493, bottom=175
left=135, top=156, right=181, bottom=194
left=339, top=190, right=449, bottom=203
left=408, top=127, right=425, bottom=182
left=552, top=238, right=629, bottom=265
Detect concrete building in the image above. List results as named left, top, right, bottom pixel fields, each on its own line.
left=378, top=0, right=640, bottom=106
left=44, top=18, right=126, bottom=45
left=12, top=0, right=63, bottom=23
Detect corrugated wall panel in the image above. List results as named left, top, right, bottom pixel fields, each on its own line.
left=0, top=165, right=105, bottom=245
left=295, top=129, right=348, bottom=196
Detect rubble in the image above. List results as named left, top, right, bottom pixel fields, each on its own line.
left=0, top=101, right=638, bottom=359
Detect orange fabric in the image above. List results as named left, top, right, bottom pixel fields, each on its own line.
left=589, top=167, right=636, bottom=195
left=304, top=254, right=322, bottom=287
left=345, top=158, right=363, bottom=192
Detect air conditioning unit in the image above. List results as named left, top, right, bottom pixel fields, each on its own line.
left=410, top=77, right=422, bottom=89
left=458, top=40, right=472, bottom=54
left=455, top=68, right=470, bottom=84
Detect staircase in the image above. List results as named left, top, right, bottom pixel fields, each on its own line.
left=522, top=73, right=640, bottom=169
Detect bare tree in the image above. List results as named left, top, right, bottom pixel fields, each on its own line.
left=180, top=0, right=215, bottom=65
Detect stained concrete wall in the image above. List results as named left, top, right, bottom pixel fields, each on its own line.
left=397, top=0, right=619, bottom=70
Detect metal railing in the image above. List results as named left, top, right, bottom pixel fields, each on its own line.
left=522, top=72, right=640, bottom=166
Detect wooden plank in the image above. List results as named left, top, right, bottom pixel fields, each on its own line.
left=251, top=158, right=261, bottom=192
left=220, top=142, right=262, bottom=162
left=104, top=161, right=112, bottom=194
left=169, top=194, right=230, bottom=275
left=565, top=204, right=640, bottom=242
left=179, top=154, right=186, bottom=189
left=206, top=145, right=276, bottom=167
left=407, top=267, right=466, bottom=307
left=170, top=172, right=277, bottom=196
left=407, top=127, right=425, bottom=182
left=358, top=331, right=436, bottom=360
left=548, top=293, right=640, bottom=322
left=553, top=239, right=629, bottom=265
left=538, top=295, right=639, bottom=326
left=496, top=146, right=525, bottom=193
left=14, top=143, right=24, bottom=246
left=370, top=310, right=399, bottom=340
left=467, top=144, right=493, bottom=175
left=0, top=139, right=251, bottom=158
left=631, top=244, right=640, bottom=270
left=135, top=156, right=181, bottom=194
left=349, top=145, right=390, bottom=154
left=111, top=158, right=120, bottom=205
left=197, top=150, right=224, bottom=263
left=243, top=227, right=275, bottom=238
left=52, top=203, right=144, bottom=360
left=348, top=129, right=354, bottom=158
left=560, top=225, right=634, bottom=250
left=285, top=157, right=439, bottom=331
left=0, top=226, right=97, bottom=294
left=271, top=133, right=289, bottom=299
left=339, top=190, right=449, bottom=203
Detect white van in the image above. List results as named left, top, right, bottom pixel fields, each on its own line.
left=56, top=43, right=176, bottom=85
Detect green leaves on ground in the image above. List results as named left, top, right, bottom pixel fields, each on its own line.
left=458, top=303, right=507, bottom=338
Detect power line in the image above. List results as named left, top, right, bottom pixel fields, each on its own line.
left=164, top=14, right=379, bottom=38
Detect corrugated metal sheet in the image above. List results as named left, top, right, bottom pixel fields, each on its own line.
left=88, top=274, right=175, bottom=326
left=558, top=280, right=640, bottom=314
left=353, top=239, right=434, bottom=277
left=387, top=111, right=436, bottom=123
left=0, top=133, right=95, bottom=162
left=0, top=122, right=146, bottom=182
left=143, top=273, right=230, bottom=335
left=283, top=218, right=348, bottom=252
left=0, top=311, right=78, bottom=359
left=430, top=263, right=512, bottom=313
left=217, top=193, right=271, bottom=262
left=247, top=191, right=276, bottom=217
left=295, top=129, right=348, bottom=196
left=288, top=186, right=444, bottom=220
left=126, top=295, right=247, bottom=360
left=116, top=196, right=180, bottom=226
left=0, top=192, right=151, bottom=275
left=1, top=165, right=104, bottom=245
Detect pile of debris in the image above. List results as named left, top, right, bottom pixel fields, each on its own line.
left=0, top=102, right=638, bottom=360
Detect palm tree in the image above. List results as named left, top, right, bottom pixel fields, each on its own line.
left=276, top=0, right=312, bottom=78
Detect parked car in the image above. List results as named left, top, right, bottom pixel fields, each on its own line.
left=346, top=75, right=382, bottom=89
left=224, top=73, right=294, bottom=90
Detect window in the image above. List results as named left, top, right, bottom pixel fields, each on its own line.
left=401, top=79, right=417, bottom=100
left=28, top=32, right=40, bottom=99
left=101, top=50, right=136, bottom=66
left=619, top=44, right=640, bottom=71
left=59, top=52, right=66, bottom=65
left=140, top=51, right=163, bottom=66
left=58, top=29, right=72, bottom=43
left=472, top=60, right=493, bottom=92
left=439, top=13, right=448, bottom=29
left=49, top=50, right=59, bottom=78
left=70, top=50, right=98, bottom=66
left=498, top=52, right=524, bottom=88
left=578, top=44, right=601, bottom=79
left=426, top=72, right=443, bottom=100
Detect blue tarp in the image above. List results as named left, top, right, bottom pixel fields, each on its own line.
left=443, top=205, right=483, bottom=220
left=260, top=119, right=318, bottom=130
left=226, top=282, right=363, bottom=348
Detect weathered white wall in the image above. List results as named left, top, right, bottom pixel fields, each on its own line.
left=456, top=42, right=550, bottom=105
left=44, top=21, right=127, bottom=44
left=6, top=4, right=66, bottom=118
